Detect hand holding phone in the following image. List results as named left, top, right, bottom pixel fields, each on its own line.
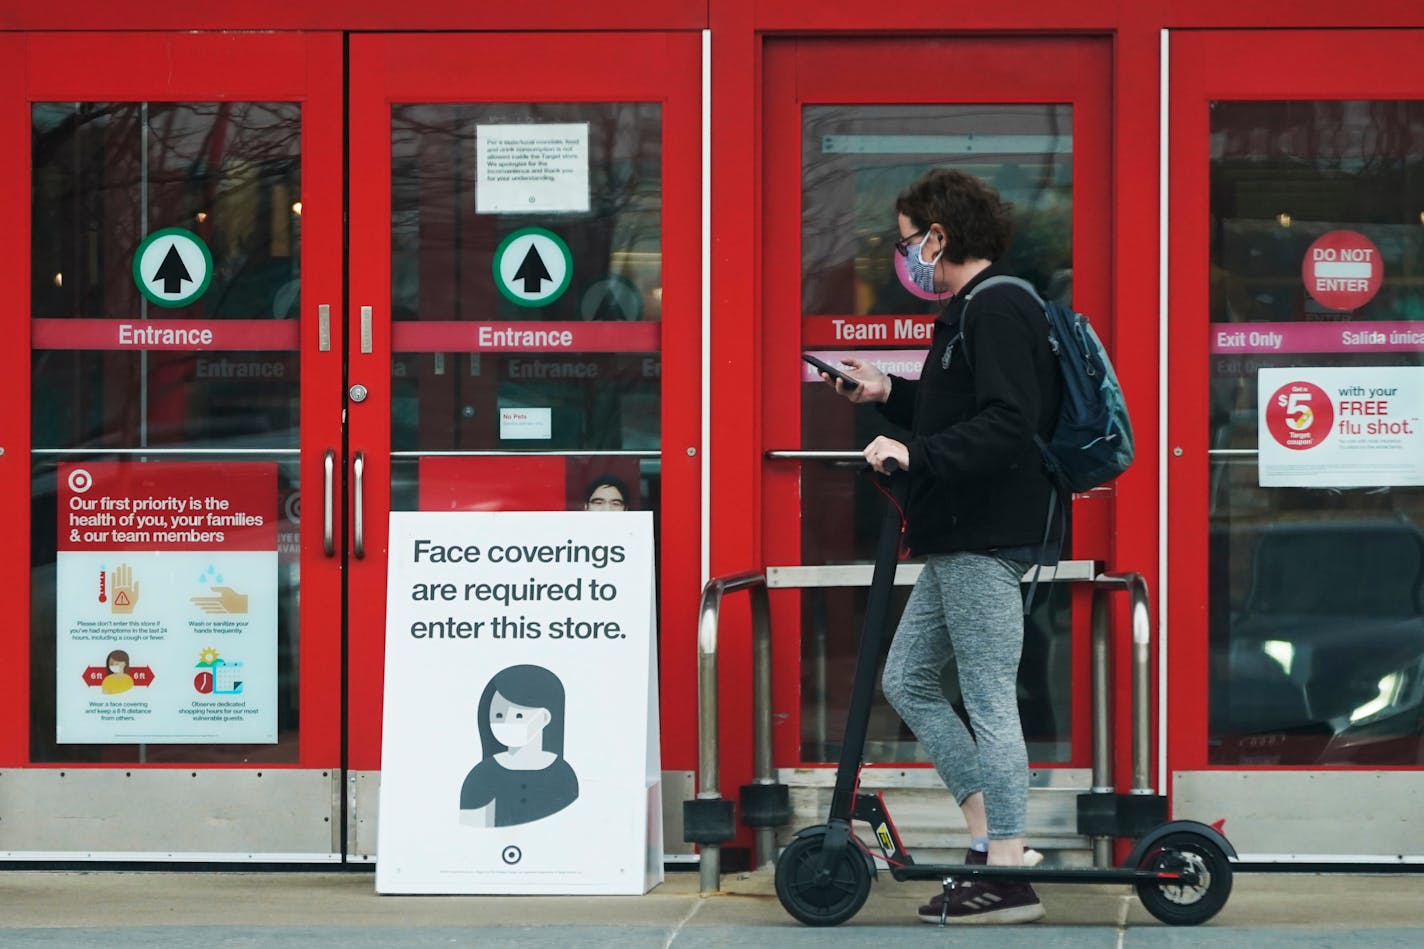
left=803, top=353, right=859, bottom=390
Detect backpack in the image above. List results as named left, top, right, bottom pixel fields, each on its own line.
left=955, top=275, right=1134, bottom=494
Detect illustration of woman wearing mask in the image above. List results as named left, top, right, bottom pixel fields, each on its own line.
left=102, top=649, right=135, bottom=695
left=460, top=664, right=579, bottom=828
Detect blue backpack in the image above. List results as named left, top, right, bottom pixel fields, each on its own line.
left=957, top=275, right=1134, bottom=494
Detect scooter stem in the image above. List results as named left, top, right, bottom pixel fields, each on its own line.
left=827, top=467, right=907, bottom=823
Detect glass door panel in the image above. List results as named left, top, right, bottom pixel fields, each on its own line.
left=387, top=101, right=664, bottom=518
left=1169, top=29, right=1424, bottom=860
left=4, top=32, right=344, bottom=859
left=345, top=35, right=702, bottom=837
left=763, top=37, right=1111, bottom=770
left=1206, top=100, right=1424, bottom=767
left=796, top=101, right=1078, bottom=764
left=30, top=99, right=304, bottom=763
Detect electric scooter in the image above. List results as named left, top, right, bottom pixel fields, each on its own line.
left=773, top=464, right=1236, bottom=927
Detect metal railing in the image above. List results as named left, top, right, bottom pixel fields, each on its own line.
left=693, top=570, right=770, bottom=895
left=1090, top=570, right=1155, bottom=866
left=690, top=559, right=1157, bottom=888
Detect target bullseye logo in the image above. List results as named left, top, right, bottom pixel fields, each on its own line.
left=1265, top=381, right=1334, bottom=450
left=67, top=468, right=94, bottom=494
left=501, top=845, right=522, bottom=865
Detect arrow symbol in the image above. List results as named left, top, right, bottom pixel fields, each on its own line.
left=152, top=243, right=192, bottom=295
left=592, top=286, right=625, bottom=320
left=512, top=244, right=552, bottom=294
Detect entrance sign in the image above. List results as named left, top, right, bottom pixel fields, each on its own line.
left=476, top=123, right=590, bottom=214
left=1302, top=230, right=1383, bottom=312
left=1258, top=366, right=1424, bottom=487
left=392, top=320, right=659, bottom=353
left=32, top=319, right=298, bottom=352
left=493, top=227, right=573, bottom=307
left=55, top=462, right=278, bottom=743
left=377, top=511, right=662, bottom=894
left=132, top=227, right=214, bottom=308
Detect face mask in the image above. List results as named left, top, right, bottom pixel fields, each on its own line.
left=904, top=235, right=942, bottom=294
left=492, top=718, right=543, bottom=749
left=109, top=665, right=125, bottom=675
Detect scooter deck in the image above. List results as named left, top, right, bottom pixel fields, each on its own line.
left=889, top=863, right=1201, bottom=886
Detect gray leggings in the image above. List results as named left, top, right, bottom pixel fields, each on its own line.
left=881, top=552, right=1030, bottom=839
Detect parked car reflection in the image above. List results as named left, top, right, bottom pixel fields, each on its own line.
left=1211, top=518, right=1424, bottom=766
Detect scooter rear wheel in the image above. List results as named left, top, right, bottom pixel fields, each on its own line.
left=774, top=832, right=872, bottom=926
left=1134, top=830, right=1233, bottom=925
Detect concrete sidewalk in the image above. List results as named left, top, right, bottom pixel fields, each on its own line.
left=2, top=866, right=1422, bottom=948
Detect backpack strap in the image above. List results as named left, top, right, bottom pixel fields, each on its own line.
left=948, top=275, right=1066, bottom=615
left=946, top=275, right=1047, bottom=373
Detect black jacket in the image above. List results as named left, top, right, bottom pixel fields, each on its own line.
left=878, top=263, right=1064, bottom=557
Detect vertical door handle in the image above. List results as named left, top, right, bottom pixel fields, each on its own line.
left=323, top=448, right=335, bottom=557
left=318, top=304, right=332, bottom=352
left=353, top=451, right=366, bottom=560
left=360, top=305, right=373, bottom=355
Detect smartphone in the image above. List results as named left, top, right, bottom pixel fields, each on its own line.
left=802, top=353, right=859, bottom=390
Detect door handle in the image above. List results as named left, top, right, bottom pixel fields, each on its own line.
left=359, top=305, right=373, bottom=355
left=323, top=448, right=335, bottom=557
left=353, top=451, right=366, bottom=560
left=318, top=304, right=332, bottom=352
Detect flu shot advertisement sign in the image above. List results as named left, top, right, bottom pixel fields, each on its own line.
left=1258, top=366, right=1424, bottom=487
left=377, top=511, right=662, bottom=895
left=55, top=462, right=279, bottom=744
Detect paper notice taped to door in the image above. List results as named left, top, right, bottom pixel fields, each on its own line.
left=477, top=123, right=590, bottom=214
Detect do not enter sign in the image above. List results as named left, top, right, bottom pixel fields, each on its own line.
left=1302, top=230, right=1382, bottom=312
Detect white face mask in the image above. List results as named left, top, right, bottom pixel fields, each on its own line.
left=109, top=664, right=125, bottom=675
left=489, top=693, right=550, bottom=750
left=491, top=720, right=539, bottom=748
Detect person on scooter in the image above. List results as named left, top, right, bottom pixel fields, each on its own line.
left=817, top=168, right=1064, bottom=924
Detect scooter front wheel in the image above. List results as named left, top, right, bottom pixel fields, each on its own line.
left=1134, top=830, right=1233, bottom=925
left=774, top=832, right=872, bottom=926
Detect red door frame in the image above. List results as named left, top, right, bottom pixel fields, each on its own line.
left=345, top=32, right=703, bottom=776
left=758, top=36, right=1114, bottom=774
left=1167, top=28, right=1424, bottom=774
left=0, top=32, right=346, bottom=771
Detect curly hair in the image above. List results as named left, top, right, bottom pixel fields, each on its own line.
left=895, top=168, right=1015, bottom=264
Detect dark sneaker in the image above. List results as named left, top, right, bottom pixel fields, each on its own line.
left=915, top=848, right=1045, bottom=923
left=918, top=891, right=954, bottom=924
left=943, top=879, right=1045, bottom=925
